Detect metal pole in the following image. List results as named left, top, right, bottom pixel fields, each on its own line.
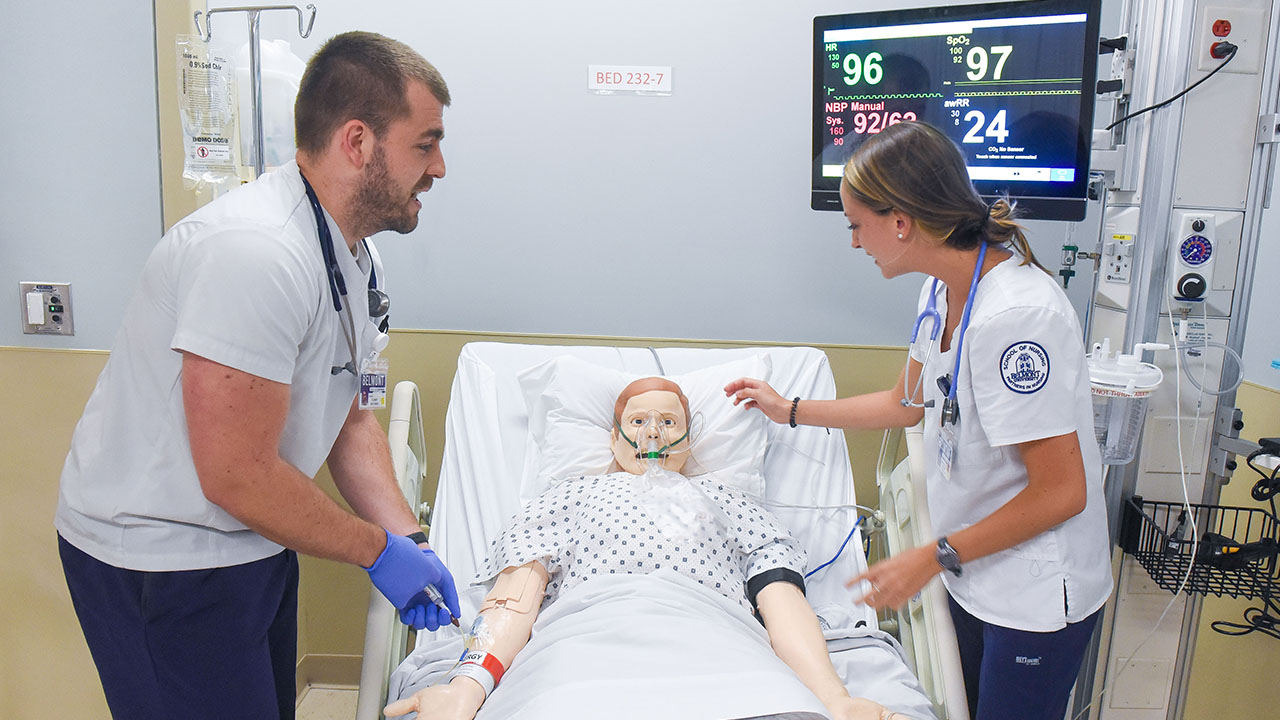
left=247, top=10, right=265, bottom=178
left=1072, top=0, right=1197, bottom=716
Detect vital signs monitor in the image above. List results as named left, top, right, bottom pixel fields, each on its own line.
left=812, top=0, right=1103, bottom=220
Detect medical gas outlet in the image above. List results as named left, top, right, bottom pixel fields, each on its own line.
left=19, top=281, right=74, bottom=335
left=1167, top=210, right=1241, bottom=316
left=1172, top=217, right=1211, bottom=304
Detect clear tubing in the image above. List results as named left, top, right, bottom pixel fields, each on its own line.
left=1180, top=341, right=1244, bottom=396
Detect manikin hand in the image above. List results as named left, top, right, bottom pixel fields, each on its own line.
left=723, top=377, right=791, bottom=425
left=383, top=678, right=484, bottom=720
left=828, top=696, right=902, bottom=720
left=846, top=544, right=940, bottom=610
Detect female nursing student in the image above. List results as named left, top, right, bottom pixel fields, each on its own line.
left=724, top=121, right=1112, bottom=720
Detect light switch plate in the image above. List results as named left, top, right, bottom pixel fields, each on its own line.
left=19, top=281, right=74, bottom=335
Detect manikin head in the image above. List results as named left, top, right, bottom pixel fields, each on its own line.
left=609, top=378, right=692, bottom=475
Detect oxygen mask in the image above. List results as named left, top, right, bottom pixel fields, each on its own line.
left=620, top=413, right=724, bottom=540
left=613, top=405, right=693, bottom=476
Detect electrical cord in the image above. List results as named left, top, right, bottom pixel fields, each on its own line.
left=806, top=515, right=866, bottom=579
left=1209, top=446, right=1280, bottom=640
left=1105, top=42, right=1237, bottom=130
left=1210, top=595, right=1280, bottom=640
left=1248, top=448, right=1280, bottom=513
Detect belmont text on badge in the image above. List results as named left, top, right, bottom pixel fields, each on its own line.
left=1000, top=341, right=1050, bottom=394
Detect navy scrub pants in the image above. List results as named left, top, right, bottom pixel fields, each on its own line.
left=58, top=535, right=299, bottom=720
left=948, top=594, right=1102, bottom=720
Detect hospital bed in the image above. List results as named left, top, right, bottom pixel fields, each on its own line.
left=356, top=342, right=956, bottom=719
left=876, top=425, right=969, bottom=720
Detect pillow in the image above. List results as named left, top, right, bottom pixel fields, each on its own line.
left=517, top=354, right=772, bottom=501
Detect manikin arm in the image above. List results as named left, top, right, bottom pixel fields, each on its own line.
left=756, top=582, right=907, bottom=720
left=383, top=562, right=549, bottom=719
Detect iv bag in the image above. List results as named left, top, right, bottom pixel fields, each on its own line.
left=175, top=35, right=242, bottom=190
left=233, top=39, right=305, bottom=172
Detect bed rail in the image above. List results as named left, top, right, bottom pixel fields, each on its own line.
left=876, top=423, right=970, bottom=720
left=356, top=381, right=428, bottom=720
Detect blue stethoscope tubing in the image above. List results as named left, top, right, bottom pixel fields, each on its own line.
left=902, top=241, right=989, bottom=424
left=299, top=172, right=387, bottom=376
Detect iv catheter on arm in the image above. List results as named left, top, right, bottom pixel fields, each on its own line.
left=383, top=562, right=550, bottom=720
left=385, top=380, right=904, bottom=720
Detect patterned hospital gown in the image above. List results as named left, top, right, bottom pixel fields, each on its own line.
left=479, top=472, right=807, bottom=613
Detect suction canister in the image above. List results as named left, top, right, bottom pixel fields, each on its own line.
left=1088, top=339, right=1167, bottom=465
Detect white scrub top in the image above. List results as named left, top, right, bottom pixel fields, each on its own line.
left=910, top=254, right=1112, bottom=632
left=55, top=160, right=386, bottom=572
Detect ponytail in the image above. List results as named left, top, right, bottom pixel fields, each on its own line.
left=984, top=197, right=1048, bottom=273
left=842, top=122, right=1049, bottom=274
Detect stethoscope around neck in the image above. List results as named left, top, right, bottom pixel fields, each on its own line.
left=300, top=172, right=390, bottom=376
left=901, top=241, right=988, bottom=426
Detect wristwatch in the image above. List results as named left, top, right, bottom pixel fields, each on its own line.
left=405, top=531, right=429, bottom=545
left=936, top=537, right=963, bottom=577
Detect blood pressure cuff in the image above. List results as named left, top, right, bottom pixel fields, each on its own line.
left=745, top=568, right=807, bottom=624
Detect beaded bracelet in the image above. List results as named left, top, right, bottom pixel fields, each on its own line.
left=789, top=397, right=800, bottom=428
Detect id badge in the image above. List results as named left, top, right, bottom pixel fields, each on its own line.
left=359, top=357, right=389, bottom=410
left=937, top=422, right=957, bottom=481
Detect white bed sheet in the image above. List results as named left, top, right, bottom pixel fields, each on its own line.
left=390, top=342, right=937, bottom=719
left=429, top=343, right=873, bottom=614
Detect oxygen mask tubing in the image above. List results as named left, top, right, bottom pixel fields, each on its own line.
left=615, top=409, right=692, bottom=471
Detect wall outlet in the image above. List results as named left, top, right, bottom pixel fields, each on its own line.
left=19, top=282, right=74, bottom=336
left=1103, top=235, right=1134, bottom=284
left=1197, top=6, right=1266, bottom=74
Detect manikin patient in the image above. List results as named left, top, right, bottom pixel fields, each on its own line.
left=385, top=378, right=908, bottom=720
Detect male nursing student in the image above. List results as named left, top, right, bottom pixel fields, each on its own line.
left=54, top=32, right=460, bottom=720
left=726, top=121, right=1112, bottom=720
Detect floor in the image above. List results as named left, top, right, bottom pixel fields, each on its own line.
left=296, top=685, right=360, bottom=720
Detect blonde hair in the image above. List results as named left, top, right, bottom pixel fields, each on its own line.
left=841, top=121, right=1046, bottom=271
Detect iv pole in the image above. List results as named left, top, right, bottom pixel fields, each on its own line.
left=194, top=4, right=317, bottom=178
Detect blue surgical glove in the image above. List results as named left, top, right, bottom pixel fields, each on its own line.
left=365, top=529, right=460, bottom=630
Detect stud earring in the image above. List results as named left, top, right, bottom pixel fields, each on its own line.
left=897, top=232, right=904, bottom=239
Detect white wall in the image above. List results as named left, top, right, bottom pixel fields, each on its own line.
left=1242, top=181, right=1280, bottom=385
left=202, top=0, right=1106, bottom=344
left=2, top=0, right=1274, bottom=389
left=0, top=0, right=162, bottom=351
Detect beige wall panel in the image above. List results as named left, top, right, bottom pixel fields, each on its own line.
left=13, top=341, right=1271, bottom=706
left=0, top=348, right=109, bottom=717
left=1184, top=381, right=1280, bottom=717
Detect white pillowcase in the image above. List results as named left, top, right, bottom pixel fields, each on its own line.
left=517, top=354, right=772, bottom=501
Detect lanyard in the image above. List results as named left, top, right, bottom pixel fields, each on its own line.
left=939, top=241, right=989, bottom=426
left=299, top=171, right=377, bottom=376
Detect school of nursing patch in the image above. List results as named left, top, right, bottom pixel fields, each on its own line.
left=1000, top=341, right=1050, bottom=394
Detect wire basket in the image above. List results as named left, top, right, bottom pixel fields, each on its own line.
left=1122, top=496, right=1280, bottom=599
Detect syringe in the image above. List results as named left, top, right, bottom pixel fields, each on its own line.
left=422, top=584, right=460, bottom=627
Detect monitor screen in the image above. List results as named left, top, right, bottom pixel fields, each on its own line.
left=812, top=0, right=1102, bottom=220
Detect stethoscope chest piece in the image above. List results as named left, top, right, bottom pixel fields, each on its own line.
left=368, top=288, right=390, bottom=318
